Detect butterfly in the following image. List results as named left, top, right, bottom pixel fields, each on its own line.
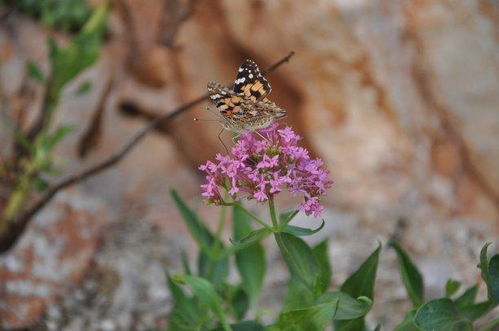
left=207, top=60, right=286, bottom=133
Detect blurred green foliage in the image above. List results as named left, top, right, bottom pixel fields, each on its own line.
left=169, top=189, right=499, bottom=330
left=2, top=1, right=108, bottom=222
left=5, top=0, right=92, bottom=32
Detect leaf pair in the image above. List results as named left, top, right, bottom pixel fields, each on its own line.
left=276, top=232, right=328, bottom=297
left=391, top=241, right=499, bottom=330
left=170, top=275, right=232, bottom=331
left=279, top=235, right=381, bottom=330
left=276, top=292, right=372, bottom=330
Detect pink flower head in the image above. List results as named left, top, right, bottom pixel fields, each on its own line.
left=198, top=123, right=333, bottom=217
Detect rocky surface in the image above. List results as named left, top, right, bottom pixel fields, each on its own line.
left=0, top=191, right=109, bottom=329
left=0, top=0, right=498, bottom=329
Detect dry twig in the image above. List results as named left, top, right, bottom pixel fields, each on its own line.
left=0, top=51, right=295, bottom=253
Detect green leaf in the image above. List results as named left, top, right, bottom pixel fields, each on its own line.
left=341, top=243, right=381, bottom=300
left=335, top=319, right=366, bottom=331
left=232, top=204, right=266, bottom=307
left=389, top=240, right=424, bottom=307
left=32, top=176, right=49, bottom=192
left=167, top=275, right=200, bottom=310
left=276, top=232, right=320, bottom=294
left=74, top=80, right=92, bottom=96
left=170, top=189, right=214, bottom=253
left=180, top=250, right=192, bottom=275
left=224, top=228, right=271, bottom=257
left=481, top=318, right=499, bottom=331
left=264, top=325, right=299, bottom=331
left=10, top=127, right=33, bottom=152
left=488, top=254, right=499, bottom=304
left=174, top=275, right=231, bottom=331
left=283, top=275, right=316, bottom=310
left=479, top=243, right=499, bottom=304
left=414, top=298, right=472, bottom=331
left=49, top=1, right=108, bottom=94
left=336, top=243, right=381, bottom=331
left=212, top=321, right=264, bottom=331
left=170, top=190, right=228, bottom=286
left=283, top=240, right=331, bottom=312
left=15, top=0, right=92, bottom=31
left=26, top=60, right=45, bottom=83
left=312, top=239, right=331, bottom=295
left=197, top=250, right=228, bottom=288
left=460, top=301, right=493, bottom=321
left=231, top=288, right=250, bottom=321
left=167, top=276, right=204, bottom=331
left=41, top=125, right=74, bottom=151
left=32, top=125, right=73, bottom=172
left=446, top=279, right=461, bottom=297
left=278, top=291, right=372, bottom=330
left=394, top=309, right=420, bottom=331
left=480, top=244, right=491, bottom=297
left=455, top=285, right=478, bottom=308
left=282, top=220, right=325, bottom=236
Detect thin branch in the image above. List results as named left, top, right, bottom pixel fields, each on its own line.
left=0, top=51, right=295, bottom=253
left=261, top=51, right=295, bottom=75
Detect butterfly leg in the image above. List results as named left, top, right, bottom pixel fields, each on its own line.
left=254, top=130, right=269, bottom=142
left=218, top=128, right=229, bottom=154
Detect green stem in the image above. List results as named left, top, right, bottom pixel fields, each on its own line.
left=211, top=203, right=227, bottom=258
left=269, top=196, right=287, bottom=271
left=215, top=203, right=227, bottom=240
left=221, top=202, right=272, bottom=230
left=206, top=202, right=227, bottom=279
left=268, top=196, right=279, bottom=228
left=2, top=160, right=37, bottom=222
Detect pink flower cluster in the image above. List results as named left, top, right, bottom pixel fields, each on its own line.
left=199, top=123, right=333, bottom=217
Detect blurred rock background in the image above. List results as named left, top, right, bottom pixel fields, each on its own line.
left=0, top=0, right=498, bottom=329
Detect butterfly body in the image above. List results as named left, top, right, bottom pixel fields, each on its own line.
left=207, top=60, right=286, bottom=133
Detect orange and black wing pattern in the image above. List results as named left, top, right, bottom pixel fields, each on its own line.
left=233, top=60, right=272, bottom=102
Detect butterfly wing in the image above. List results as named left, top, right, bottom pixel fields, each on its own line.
left=207, top=82, right=244, bottom=117
left=233, top=59, right=272, bottom=101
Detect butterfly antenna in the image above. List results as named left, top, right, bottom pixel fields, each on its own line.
left=205, top=106, right=222, bottom=118
left=193, top=107, right=220, bottom=122
left=193, top=118, right=219, bottom=122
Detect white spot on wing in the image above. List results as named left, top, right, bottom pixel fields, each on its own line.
left=235, top=77, right=246, bottom=84
left=248, top=73, right=253, bottom=79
